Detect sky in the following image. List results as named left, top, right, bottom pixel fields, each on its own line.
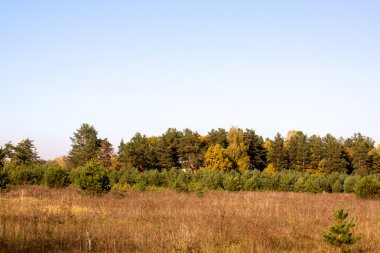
left=1, top=0, right=379, bottom=160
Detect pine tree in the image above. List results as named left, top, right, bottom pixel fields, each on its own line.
left=285, top=131, right=310, bottom=172
left=205, top=128, right=228, bottom=148
left=178, top=129, right=205, bottom=170
left=97, top=138, right=114, bottom=167
left=322, top=208, right=360, bottom=253
left=155, top=128, right=182, bottom=169
left=267, top=133, right=288, bottom=171
left=4, top=139, right=40, bottom=166
left=344, top=133, right=375, bottom=175
left=67, top=124, right=100, bottom=168
left=119, top=133, right=158, bottom=170
left=323, top=134, right=348, bottom=174
left=244, top=129, right=267, bottom=170
left=309, top=135, right=325, bottom=172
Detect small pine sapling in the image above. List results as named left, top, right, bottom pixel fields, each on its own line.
left=322, top=208, right=361, bottom=253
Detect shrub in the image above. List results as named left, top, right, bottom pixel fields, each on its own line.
left=222, top=170, right=242, bottom=191
left=294, top=176, right=306, bottom=192
left=260, top=172, right=278, bottom=191
left=189, top=181, right=206, bottom=197
left=8, top=165, right=45, bottom=185
left=327, top=173, right=347, bottom=193
left=331, top=180, right=343, bottom=193
left=122, top=168, right=140, bottom=185
left=0, top=169, right=10, bottom=189
left=200, top=169, right=223, bottom=190
left=76, top=160, right=111, bottom=194
left=44, top=165, right=70, bottom=188
left=344, top=175, right=360, bottom=193
left=171, top=171, right=191, bottom=192
left=241, top=170, right=261, bottom=191
left=110, top=182, right=129, bottom=195
left=304, top=176, right=323, bottom=193
left=354, top=176, right=380, bottom=198
left=277, top=171, right=297, bottom=192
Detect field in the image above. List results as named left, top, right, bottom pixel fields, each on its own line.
left=0, top=186, right=379, bottom=253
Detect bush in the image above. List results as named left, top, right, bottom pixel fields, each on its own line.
left=277, top=171, right=297, bottom=192
left=344, top=175, right=360, bottom=193
left=327, top=173, right=347, bottom=193
left=0, top=169, right=10, bottom=189
left=222, top=170, right=242, bottom=191
left=331, top=180, right=343, bottom=193
left=304, top=176, right=323, bottom=193
left=200, top=169, right=223, bottom=190
left=189, top=181, right=206, bottom=197
left=260, top=172, right=278, bottom=191
left=294, top=176, right=306, bottom=192
left=171, top=171, right=191, bottom=192
left=241, top=170, right=261, bottom=191
left=122, top=168, right=140, bottom=185
left=76, top=160, right=111, bottom=194
left=44, top=165, right=70, bottom=188
left=8, top=165, right=45, bottom=185
left=354, top=176, right=380, bottom=198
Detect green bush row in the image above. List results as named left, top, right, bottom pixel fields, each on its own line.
left=1, top=162, right=379, bottom=198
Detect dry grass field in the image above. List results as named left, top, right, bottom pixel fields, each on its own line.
left=0, top=186, right=379, bottom=253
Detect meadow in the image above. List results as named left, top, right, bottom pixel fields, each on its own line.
left=0, top=186, right=379, bottom=253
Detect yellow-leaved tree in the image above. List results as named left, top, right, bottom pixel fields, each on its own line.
left=204, top=144, right=233, bottom=172
left=226, top=127, right=250, bottom=173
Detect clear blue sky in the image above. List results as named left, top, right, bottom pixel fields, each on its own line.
left=1, top=1, right=379, bottom=159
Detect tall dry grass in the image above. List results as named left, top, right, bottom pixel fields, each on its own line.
left=0, top=186, right=379, bottom=252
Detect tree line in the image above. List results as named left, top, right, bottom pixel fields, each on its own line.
left=1, top=124, right=380, bottom=197
left=1, top=123, right=380, bottom=175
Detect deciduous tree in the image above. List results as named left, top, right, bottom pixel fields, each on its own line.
left=204, top=144, right=233, bottom=172
left=226, top=127, right=250, bottom=173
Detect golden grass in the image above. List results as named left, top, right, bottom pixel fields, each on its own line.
left=0, top=186, right=379, bottom=252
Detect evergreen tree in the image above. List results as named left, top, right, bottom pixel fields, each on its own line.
left=118, top=133, right=157, bottom=170
left=323, top=134, right=348, bottom=174
left=67, top=123, right=100, bottom=168
left=285, top=131, right=310, bottom=172
left=267, top=133, right=288, bottom=171
left=309, top=135, right=325, bottom=172
left=117, top=139, right=128, bottom=167
left=4, top=139, right=40, bottom=166
left=368, top=150, right=380, bottom=174
left=178, top=129, right=205, bottom=170
left=322, top=208, right=360, bottom=253
left=344, top=133, right=374, bottom=175
left=155, top=128, right=182, bottom=169
left=0, top=147, right=5, bottom=168
left=97, top=138, right=113, bottom=167
left=244, top=129, right=267, bottom=170
left=206, top=128, right=228, bottom=148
